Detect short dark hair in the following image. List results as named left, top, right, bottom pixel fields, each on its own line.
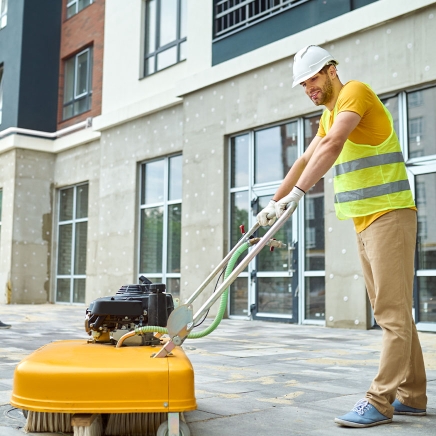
left=319, top=64, right=333, bottom=74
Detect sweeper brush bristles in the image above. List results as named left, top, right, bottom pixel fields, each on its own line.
left=105, top=412, right=167, bottom=436
left=24, top=411, right=73, bottom=433
left=71, top=413, right=103, bottom=436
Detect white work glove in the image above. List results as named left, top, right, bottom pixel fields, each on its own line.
left=257, top=200, right=277, bottom=227
left=275, top=186, right=305, bottom=218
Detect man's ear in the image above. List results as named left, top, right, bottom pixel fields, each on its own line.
left=328, top=65, right=337, bottom=80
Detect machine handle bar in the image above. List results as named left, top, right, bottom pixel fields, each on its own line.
left=192, top=202, right=298, bottom=325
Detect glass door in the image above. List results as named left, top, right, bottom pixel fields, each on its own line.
left=251, top=190, right=298, bottom=322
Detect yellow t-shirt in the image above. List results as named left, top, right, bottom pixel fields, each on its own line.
left=317, top=81, right=415, bottom=232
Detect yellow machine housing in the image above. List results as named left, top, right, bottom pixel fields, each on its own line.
left=11, top=339, right=196, bottom=414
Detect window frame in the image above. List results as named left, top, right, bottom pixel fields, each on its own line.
left=0, top=0, right=7, bottom=29
left=144, top=0, right=187, bottom=77
left=66, top=0, right=93, bottom=19
left=55, top=183, right=89, bottom=304
left=62, top=47, right=93, bottom=120
left=138, top=155, right=182, bottom=297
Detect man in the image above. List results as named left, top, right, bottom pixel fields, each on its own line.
left=257, top=45, right=427, bottom=428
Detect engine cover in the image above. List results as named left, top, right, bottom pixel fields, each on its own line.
left=85, top=277, right=174, bottom=345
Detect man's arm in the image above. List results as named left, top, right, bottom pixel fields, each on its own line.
left=272, top=134, right=322, bottom=201
left=294, top=111, right=361, bottom=193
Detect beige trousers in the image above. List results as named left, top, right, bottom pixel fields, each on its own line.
left=356, top=208, right=427, bottom=418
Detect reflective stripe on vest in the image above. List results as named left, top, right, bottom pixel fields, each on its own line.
left=334, top=179, right=411, bottom=203
left=333, top=151, right=405, bottom=177
left=321, top=82, right=415, bottom=219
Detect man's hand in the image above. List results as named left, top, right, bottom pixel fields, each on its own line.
left=275, top=186, right=305, bottom=218
left=257, top=200, right=277, bottom=226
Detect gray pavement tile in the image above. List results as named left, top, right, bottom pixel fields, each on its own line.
left=1, top=304, right=436, bottom=435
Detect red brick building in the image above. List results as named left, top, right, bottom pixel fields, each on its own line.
left=57, top=0, right=105, bottom=129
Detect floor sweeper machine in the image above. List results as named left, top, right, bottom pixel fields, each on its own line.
left=11, top=203, right=298, bottom=436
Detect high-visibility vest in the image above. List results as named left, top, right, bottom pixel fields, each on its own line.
left=321, top=89, right=415, bottom=220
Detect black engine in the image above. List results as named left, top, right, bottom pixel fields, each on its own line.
left=85, top=276, right=174, bottom=345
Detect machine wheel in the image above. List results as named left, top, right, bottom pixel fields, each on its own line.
left=156, top=420, right=191, bottom=436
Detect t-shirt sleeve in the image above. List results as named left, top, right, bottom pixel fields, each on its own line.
left=316, top=118, right=326, bottom=137
left=336, top=81, right=371, bottom=118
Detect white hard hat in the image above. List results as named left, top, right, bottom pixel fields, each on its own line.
left=292, top=45, right=338, bottom=88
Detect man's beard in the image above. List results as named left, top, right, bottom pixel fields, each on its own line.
left=313, top=76, right=334, bottom=106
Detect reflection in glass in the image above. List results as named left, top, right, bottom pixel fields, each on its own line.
left=304, top=115, right=320, bottom=150
left=60, top=188, right=74, bottom=221
left=142, top=160, right=165, bottom=204
left=416, top=173, right=436, bottom=270
left=167, top=278, right=180, bottom=299
left=229, top=277, right=248, bottom=316
left=408, top=88, right=436, bottom=159
left=180, top=0, right=187, bottom=38
left=169, top=155, right=182, bottom=200
left=305, top=276, right=325, bottom=320
left=64, top=58, right=75, bottom=103
left=257, top=196, right=292, bottom=272
left=255, top=122, right=298, bottom=184
left=76, top=184, right=89, bottom=218
left=58, top=224, right=72, bottom=275
left=56, top=278, right=71, bottom=302
left=381, top=95, right=399, bottom=137
left=231, top=134, right=249, bottom=188
left=167, top=204, right=182, bottom=273
left=257, top=277, right=292, bottom=315
left=418, top=276, right=436, bottom=323
left=140, top=207, right=163, bottom=273
left=77, top=51, right=89, bottom=96
left=230, top=191, right=249, bottom=268
left=73, top=278, right=86, bottom=303
left=159, top=0, right=177, bottom=46
left=146, top=0, right=157, bottom=54
left=179, top=41, right=187, bottom=61
left=157, top=46, right=178, bottom=71
left=305, top=179, right=325, bottom=271
left=74, top=222, right=88, bottom=275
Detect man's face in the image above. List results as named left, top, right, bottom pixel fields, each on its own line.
left=300, top=68, right=334, bottom=107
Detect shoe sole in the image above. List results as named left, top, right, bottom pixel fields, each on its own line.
left=394, top=411, right=426, bottom=416
left=334, top=417, right=392, bottom=428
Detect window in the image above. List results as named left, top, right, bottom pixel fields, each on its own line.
left=144, top=0, right=187, bottom=76
left=139, top=155, right=182, bottom=298
left=66, top=0, right=93, bottom=19
left=214, top=0, right=309, bottom=39
left=0, top=64, right=3, bottom=124
left=0, top=0, right=7, bottom=29
left=407, top=87, right=436, bottom=159
left=229, top=117, right=325, bottom=323
left=408, top=90, right=423, bottom=108
left=63, top=48, right=93, bottom=120
left=56, top=184, right=88, bottom=303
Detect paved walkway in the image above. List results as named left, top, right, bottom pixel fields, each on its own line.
left=0, top=304, right=435, bottom=435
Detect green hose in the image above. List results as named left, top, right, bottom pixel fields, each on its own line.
left=134, top=241, right=250, bottom=339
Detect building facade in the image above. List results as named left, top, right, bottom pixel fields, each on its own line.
left=0, top=0, right=435, bottom=332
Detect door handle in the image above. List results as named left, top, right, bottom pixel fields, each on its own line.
left=288, top=243, right=296, bottom=275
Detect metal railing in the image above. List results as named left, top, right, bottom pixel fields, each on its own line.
left=214, top=0, right=310, bottom=40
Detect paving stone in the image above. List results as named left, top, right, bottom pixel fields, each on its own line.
left=0, top=304, right=435, bottom=435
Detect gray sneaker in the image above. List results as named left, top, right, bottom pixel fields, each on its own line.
left=0, top=321, right=11, bottom=329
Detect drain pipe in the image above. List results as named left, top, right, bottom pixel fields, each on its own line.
left=0, top=117, right=93, bottom=140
